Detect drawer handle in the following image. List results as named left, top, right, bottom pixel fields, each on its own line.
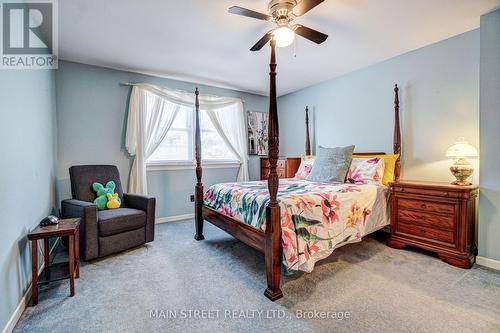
left=421, top=203, right=427, bottom=209
left=443, top=192, right=449, bottom=196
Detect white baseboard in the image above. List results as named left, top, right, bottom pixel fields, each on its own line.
left=476, top=256, right=500, bottom=271
left=155, top=213, right=194, bottom=224
left=2, top=239, right=60, bottom=333
left=1, top=290, right=29, bottom=333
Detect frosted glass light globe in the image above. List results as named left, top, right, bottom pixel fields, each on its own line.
left=273, top=27, right=295, bottom=48
left=445, top=138, right=479, bottom=158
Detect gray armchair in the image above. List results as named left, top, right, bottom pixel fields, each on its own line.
left=61, top=165, right=155, bottom=261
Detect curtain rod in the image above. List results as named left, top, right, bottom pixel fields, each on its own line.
left=119, top=82, right=193, bottom=96
left=119, top=82, right=246, bottom=103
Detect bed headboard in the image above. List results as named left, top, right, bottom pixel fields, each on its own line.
left=303, top=84, right=401, bottom=182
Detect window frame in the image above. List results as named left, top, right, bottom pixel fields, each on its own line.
left=146, top=106, right=241, bottom=170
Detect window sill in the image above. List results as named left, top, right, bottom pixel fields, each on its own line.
left=147, top=161, right=241, bottom=171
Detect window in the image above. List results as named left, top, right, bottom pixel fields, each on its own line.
left=199, top=112, right=235, bottom=161
left=147, top=94, right=238, bottom=166
left=148, top=106, right=193, bottom=163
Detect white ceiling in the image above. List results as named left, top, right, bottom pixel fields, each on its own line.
left=59, top=0, right=499, bottom=96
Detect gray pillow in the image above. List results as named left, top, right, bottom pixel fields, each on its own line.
left=308, top=145, right=355, bottom=183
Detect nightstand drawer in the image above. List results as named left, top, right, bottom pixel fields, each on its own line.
left=396, top=222, right=455, bottom=245
left=397, top=198, right=455, bottom=215
left=261, top=159, right=286, bottom=168
left=392, top=186, right=461, bottom=199
left=397, top=209, right=456, bottom=229
left=261, top=167, right=285, bottom=179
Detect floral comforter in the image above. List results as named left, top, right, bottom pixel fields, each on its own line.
left=203, top=179, right=389, bottom=272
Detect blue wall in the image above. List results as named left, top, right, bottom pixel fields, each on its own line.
left=55, top=61, right=268, bottom=218
left=278, top=30, right=480, bottom=184
left=0, top=70, right=57, bottom=330
left=479, top=8, right=500, bottom=262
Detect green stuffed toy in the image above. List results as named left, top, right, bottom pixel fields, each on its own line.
left=92, top=181, right=121, bottom=210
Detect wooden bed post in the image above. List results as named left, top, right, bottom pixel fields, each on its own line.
left=264, top=38, right=283, bottom=301
left=305, top=106, right=311, bottom=156
left=194, top=88, right=205, bottom=241
left=393, top=84, right=401, bottom=182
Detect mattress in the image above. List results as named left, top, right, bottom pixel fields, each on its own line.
left=204, top=179, right=389, bottom=272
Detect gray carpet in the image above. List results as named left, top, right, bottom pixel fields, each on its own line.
left=14, top=221, right=500, bottom=333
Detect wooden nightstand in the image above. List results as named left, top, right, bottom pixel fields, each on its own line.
left=388, top=181, right=478, bottom=268
left=260, top=157, right=301, bottom=180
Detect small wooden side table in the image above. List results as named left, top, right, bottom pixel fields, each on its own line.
left=27, top=218, right=80, bottom=305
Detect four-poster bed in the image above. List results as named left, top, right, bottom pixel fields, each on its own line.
left=194, top=38, right=401, bottom=301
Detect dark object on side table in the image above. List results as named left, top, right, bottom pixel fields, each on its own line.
left=28, top=218, right=80, bottom=305
left=39, top=215, right=60, bottom=226
left=388, top=180, right=478, bottom=268
left=61, top=165, right=155, bottom=261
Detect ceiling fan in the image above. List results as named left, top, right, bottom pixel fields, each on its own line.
left=228, top=0, right=328, bottom=51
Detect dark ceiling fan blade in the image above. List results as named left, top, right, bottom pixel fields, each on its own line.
left=293, top=24, right=328, bottom=44
left=228, top=6, right=272, bottom=21
left=292, top=0, right=325, bottom=16
left=250, top=31, right=274, bottom=51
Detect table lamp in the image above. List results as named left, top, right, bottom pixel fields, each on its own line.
left=445, top=138, right=479, bottom=186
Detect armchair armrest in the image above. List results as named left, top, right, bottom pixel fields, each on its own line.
left=123, top=193, right=154, bottom=210
left=123, top=193, right=156, bottom=243
left=62, top=199, right=95, bottom=209
left=61, top=199, right=99, bottom=261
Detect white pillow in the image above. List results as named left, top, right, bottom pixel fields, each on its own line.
left=294, top=157, right=315, bottom=180
left=346, top=157, right=385, bottom=185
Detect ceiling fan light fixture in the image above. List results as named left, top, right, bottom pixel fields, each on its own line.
left=230, top=0, right=328, bottom=51
left=273, top=26, right=295, bottom=47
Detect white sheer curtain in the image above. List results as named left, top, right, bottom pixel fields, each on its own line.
left=125, top=83, right=249, bottom=193
left=126, top=85, right=180, bottom=194
left=204, top=101, right=249, bottom=181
